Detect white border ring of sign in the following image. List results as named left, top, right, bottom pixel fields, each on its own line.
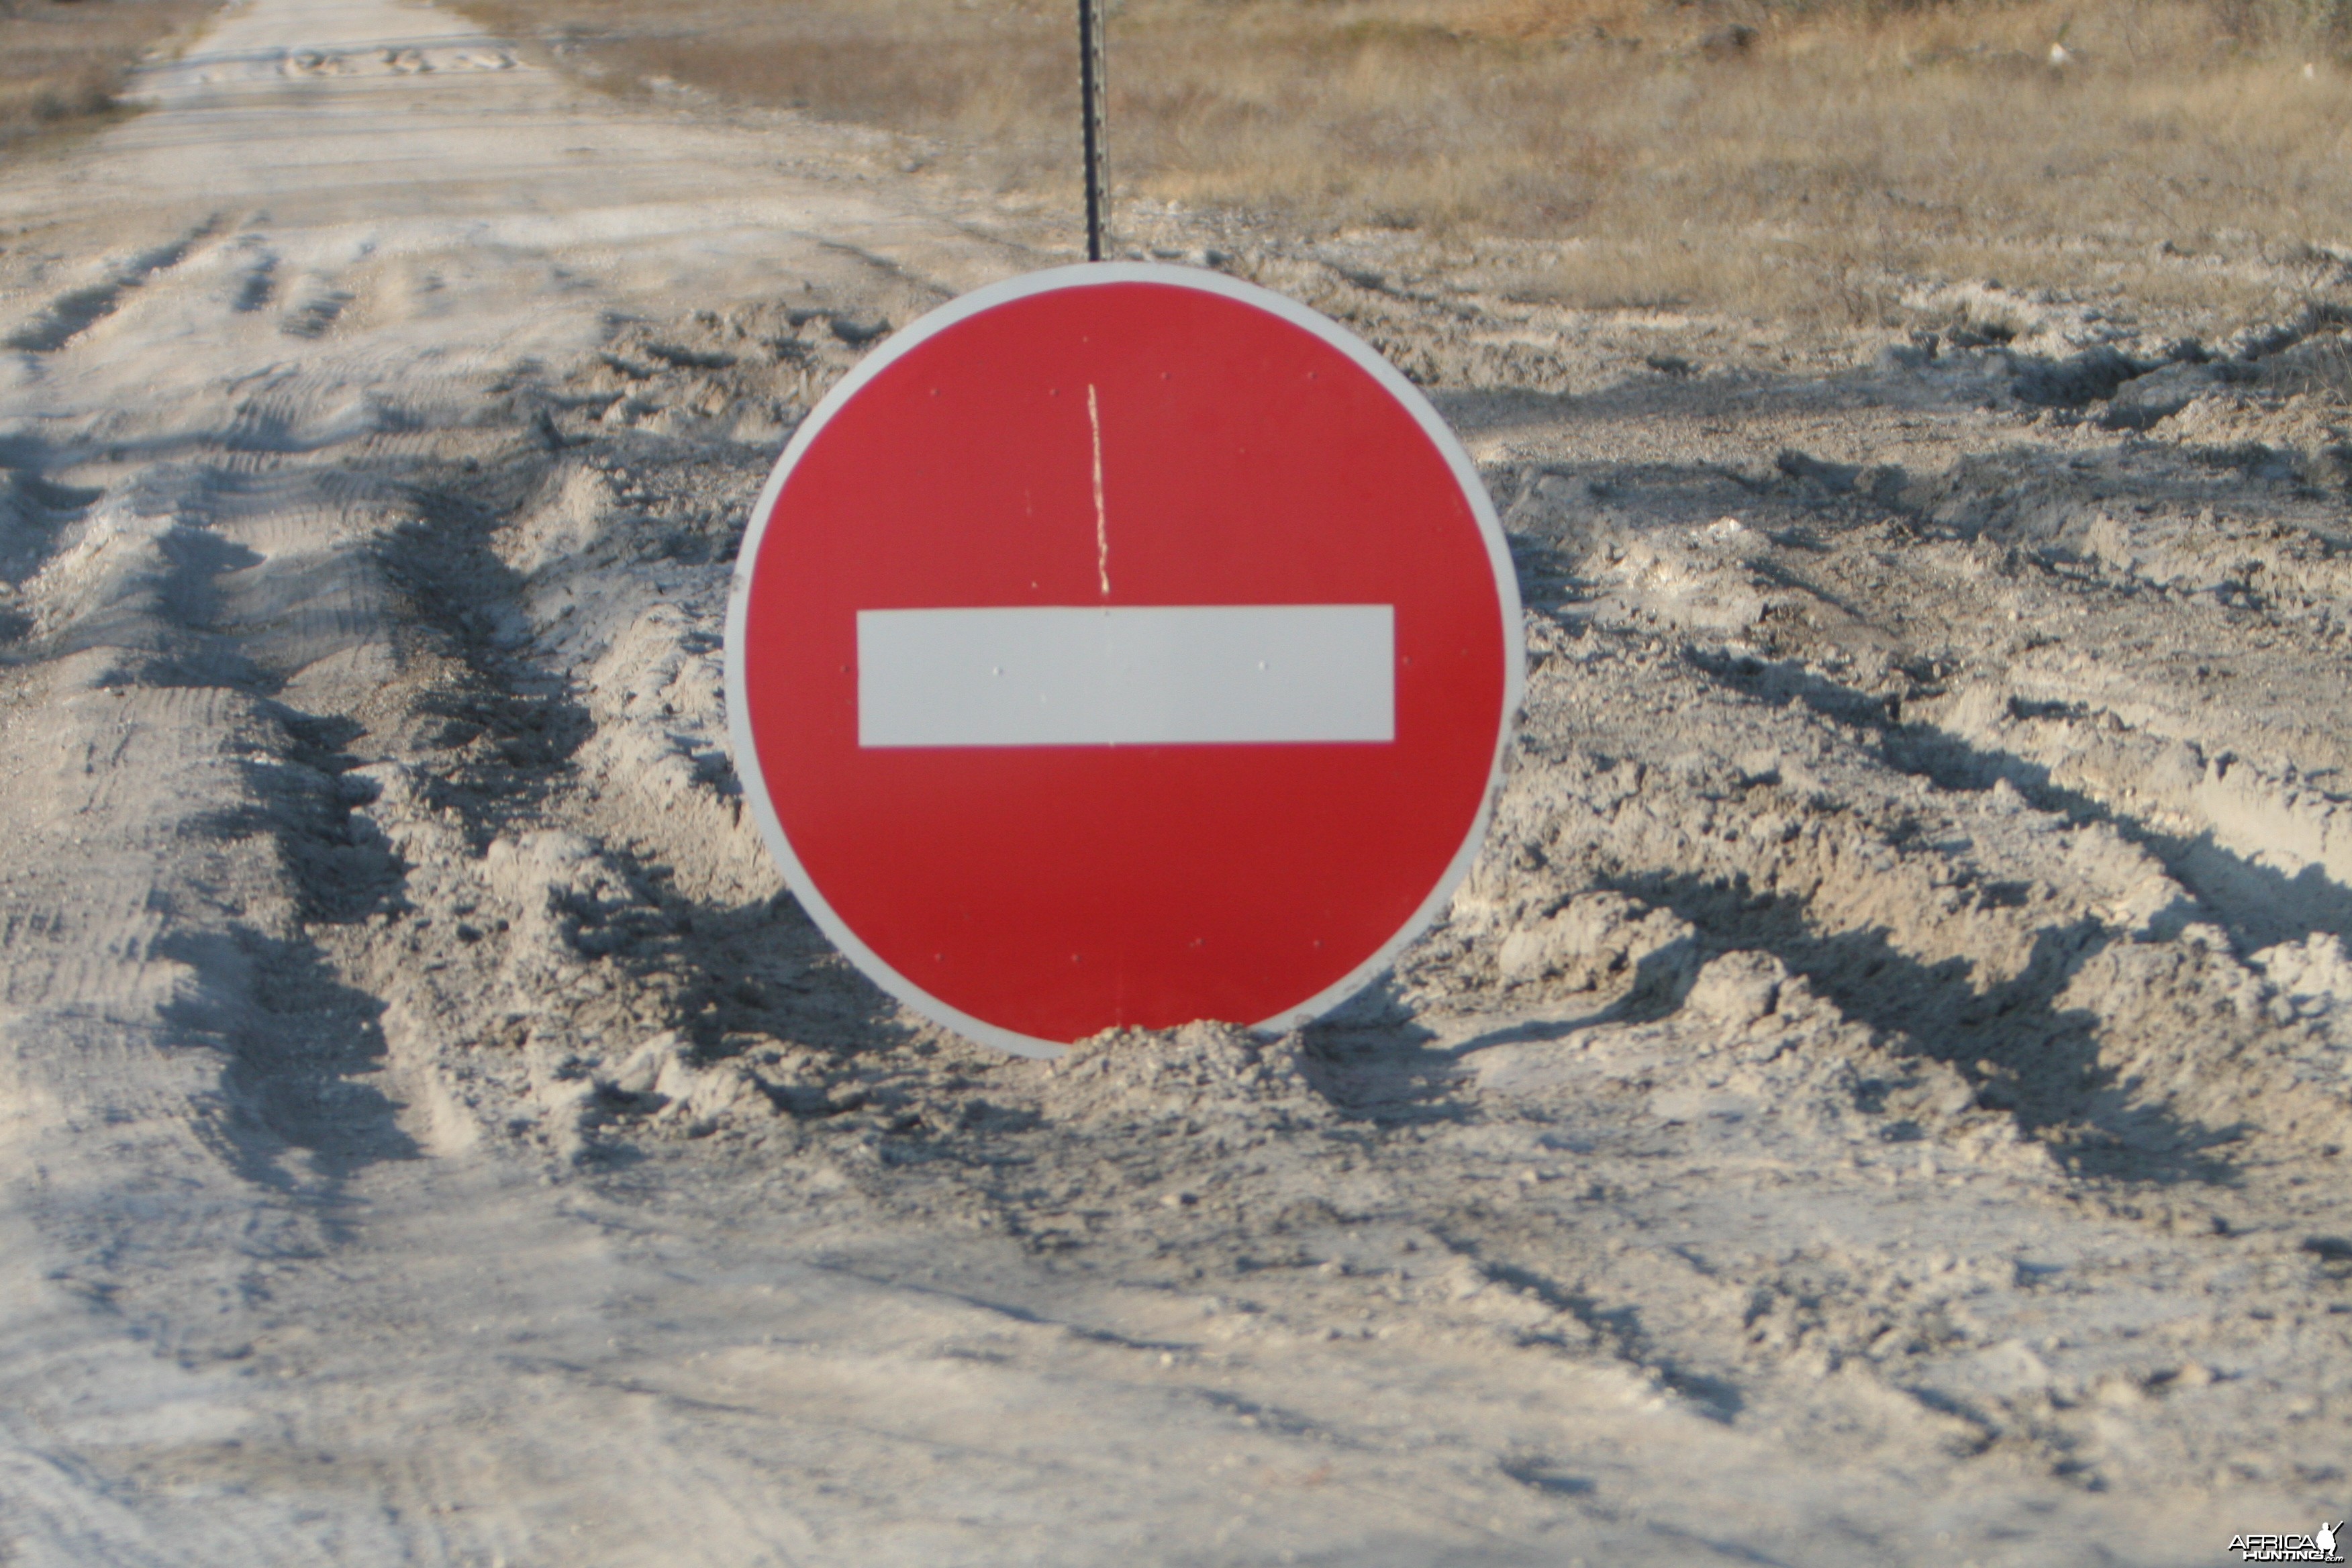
left=723, top=262, right=1528, bottom=1058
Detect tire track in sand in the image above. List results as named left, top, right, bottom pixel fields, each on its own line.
left=0, top=0, right=1030, bottom=1557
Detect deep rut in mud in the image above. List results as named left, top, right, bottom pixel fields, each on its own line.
left=295, top=278, right=2352, bottom=1526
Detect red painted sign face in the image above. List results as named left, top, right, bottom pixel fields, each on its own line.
left=726, top=264, right=1522, bottom=1056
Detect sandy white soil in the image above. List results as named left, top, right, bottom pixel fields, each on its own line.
left=1, top=0, right=2349, bottom=1561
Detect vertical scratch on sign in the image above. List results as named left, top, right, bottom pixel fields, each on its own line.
left=1087, top=383, right=1110, bottom=597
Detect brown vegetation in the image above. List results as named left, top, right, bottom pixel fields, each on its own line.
left=457, top=0, right=2352, bottom=328
left=0, top=0, right=215, bottom=148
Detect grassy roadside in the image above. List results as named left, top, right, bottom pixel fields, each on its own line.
left=0, top=0, right=217, bottom=152
left=454, top=0, right=2352, bottom=331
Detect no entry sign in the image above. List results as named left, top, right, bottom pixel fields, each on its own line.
left=725, top=264, right=1522, bottom=1056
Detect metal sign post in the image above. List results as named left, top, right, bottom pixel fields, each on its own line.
left=1079, top=0, right=1108, bottom=260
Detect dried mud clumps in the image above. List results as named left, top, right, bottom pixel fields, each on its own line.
left=1041, top=1022, right=1333, bottom=1142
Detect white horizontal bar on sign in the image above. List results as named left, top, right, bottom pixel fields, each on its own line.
left=856, top=604, right=1395, bottom=748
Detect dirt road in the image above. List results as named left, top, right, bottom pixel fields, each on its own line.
left=1, top=0, right=2347, bottom=1561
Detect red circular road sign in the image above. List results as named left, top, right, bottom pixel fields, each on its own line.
left=725, top=264, right=1522, bottom=1056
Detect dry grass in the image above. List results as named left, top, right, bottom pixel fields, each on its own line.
left=0, top=0, right=215, bottom=148
left=458, top=0, right=2352, bottom=329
